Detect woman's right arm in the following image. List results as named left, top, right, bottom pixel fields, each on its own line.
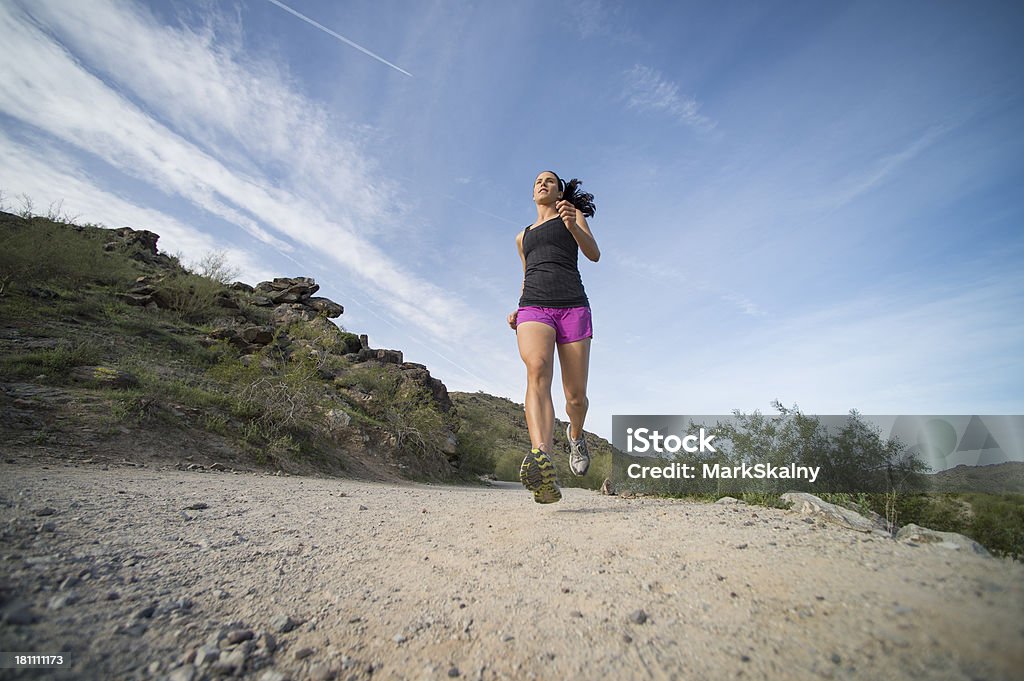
left=509, top=230, right=527, bottom=329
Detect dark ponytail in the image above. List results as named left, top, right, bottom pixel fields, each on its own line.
left=547, top=171, right=597, bottom=218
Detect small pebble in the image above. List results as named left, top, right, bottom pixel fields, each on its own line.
left=270, top=614, right=297, bottom=633
left=629, top=609, right=648, bottom=625
left=448, top=666, right=460, bottom=678
left=227, top=629, right=254, bottom=644
left=310, top=663, right=334, bottom=681
left=167, top=666, right=197, bottom=681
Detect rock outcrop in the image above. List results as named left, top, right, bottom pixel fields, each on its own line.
left=102, top=226, right=179, bottom=268
left=781, top=491, right=889, bottom=534
left=896, top=523, right=991, bottom=556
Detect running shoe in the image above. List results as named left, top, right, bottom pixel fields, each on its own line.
left=566, top=424, right=591, bottom=477
left=519, top=448, right=562, bottom=504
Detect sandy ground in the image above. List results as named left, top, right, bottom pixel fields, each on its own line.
left=1, top=461, right=1022, bottom=681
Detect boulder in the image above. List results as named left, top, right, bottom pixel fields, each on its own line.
left=443, top=433, right=458, bottom=455
left=113, top=227, right=160, bottom=255
left=240, top=326, right=275, bottom=345
left=255, top=277, right=319, bottom=304
left=780, top=491, right=888, bottom=533
left=399, top=362, right=452, bottom=413
left=357, top=348, right=404, bottom=365
left=324, top=409, right=352, bottom=429
left=214, top=293, right=240, bottom=310
left=895, top=523, right=990, bottom=557
left=305, top=297, right=344, bottom=318
left=271, top=304, right=318, bottom=326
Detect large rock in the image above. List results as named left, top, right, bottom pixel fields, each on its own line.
left=305, top=297, right=344, bottom=318
left=271, top=304, right=318, bottom=326
left=356, top=348, right=404, bottom=365
left=214, top=292, right=240, bottom=310
left=255, top=277, right=319, bottom=304
left=780, top=492, right=889, bottom=534
left=895, top=523, right=991, bottom=557
left=399, top=362, right=452, bottom=413
left=240, top=326, right=275, bottom=345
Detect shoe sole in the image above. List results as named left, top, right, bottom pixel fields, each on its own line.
left=520, top=450, right=561, bottom=503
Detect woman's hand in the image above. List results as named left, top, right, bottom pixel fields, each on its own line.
left=507, top=310, right=518, bottom=330
left=556, top=200, right=578, bottom=231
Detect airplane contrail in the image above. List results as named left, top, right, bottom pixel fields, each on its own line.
left=264, top=0, right=412, bottom=77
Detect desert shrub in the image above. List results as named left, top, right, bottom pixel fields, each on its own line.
left=187, top=250, right=239, bottom=285
left=0, top=215, right=138, bottom=294
left=964, top=493, right=1024, bottom=560
left=206, top=350, right=330, bottom=443
left=336, top=364, right=453, bottom=463
left=862, top=492, right=1023, bottom=560
left=285, top=319, right=359, bottom=357
left=453, top=400, right=498, bottom=475
left=153, top=271, right=227, bottom=324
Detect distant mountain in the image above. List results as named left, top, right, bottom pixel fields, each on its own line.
left=924, top=461, right=1024, bottom=494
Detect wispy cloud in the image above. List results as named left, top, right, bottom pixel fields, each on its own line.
left=820, top=125, right=951, bottom=211
left=0, top=131, right=278, bottom=286
left=612, top=253, right=766, bottom=317
left=263, top=0, right=412, bottom=77
left=0, top=0, right=476, bottom=341
left=622, top=64, right=715, bottom=131
left=720, top=293, right=767, bottom=318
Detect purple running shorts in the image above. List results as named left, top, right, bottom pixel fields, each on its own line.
left=516, top=306, right=593, bottom=344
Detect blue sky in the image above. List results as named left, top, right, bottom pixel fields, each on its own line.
left=1, top=0, right=1022, bottom=440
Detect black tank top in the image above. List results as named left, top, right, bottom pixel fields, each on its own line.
left=518, top=216, right=589, bottom=308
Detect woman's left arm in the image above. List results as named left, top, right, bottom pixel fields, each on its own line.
left=569, top=209, right=601, bottom=262
left=557, top=200, right=600, bottom=262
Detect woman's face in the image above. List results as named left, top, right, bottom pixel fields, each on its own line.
left=533, top=172, right=561, bottom=205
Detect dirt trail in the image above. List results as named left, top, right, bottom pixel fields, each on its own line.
left=1, top=462, right=1022, bottom=681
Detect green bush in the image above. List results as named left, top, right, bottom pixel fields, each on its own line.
left=454, top=400, right=498, bottom=474
left=0, top=216, right=138, bottom=294
left=153, top=272, right=227, bottom=324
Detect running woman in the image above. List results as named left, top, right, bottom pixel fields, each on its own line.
left=507, top=170, right=601, bottom=504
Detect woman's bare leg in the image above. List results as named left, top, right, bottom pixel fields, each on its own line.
left=557, top=337, right=591, bottom=439
left=516, top=321, right=557, bottom=450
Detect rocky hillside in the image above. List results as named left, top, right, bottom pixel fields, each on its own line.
left=0, top=210, right=475, bottom=482
left=450, top=391, right=619, bottom=489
